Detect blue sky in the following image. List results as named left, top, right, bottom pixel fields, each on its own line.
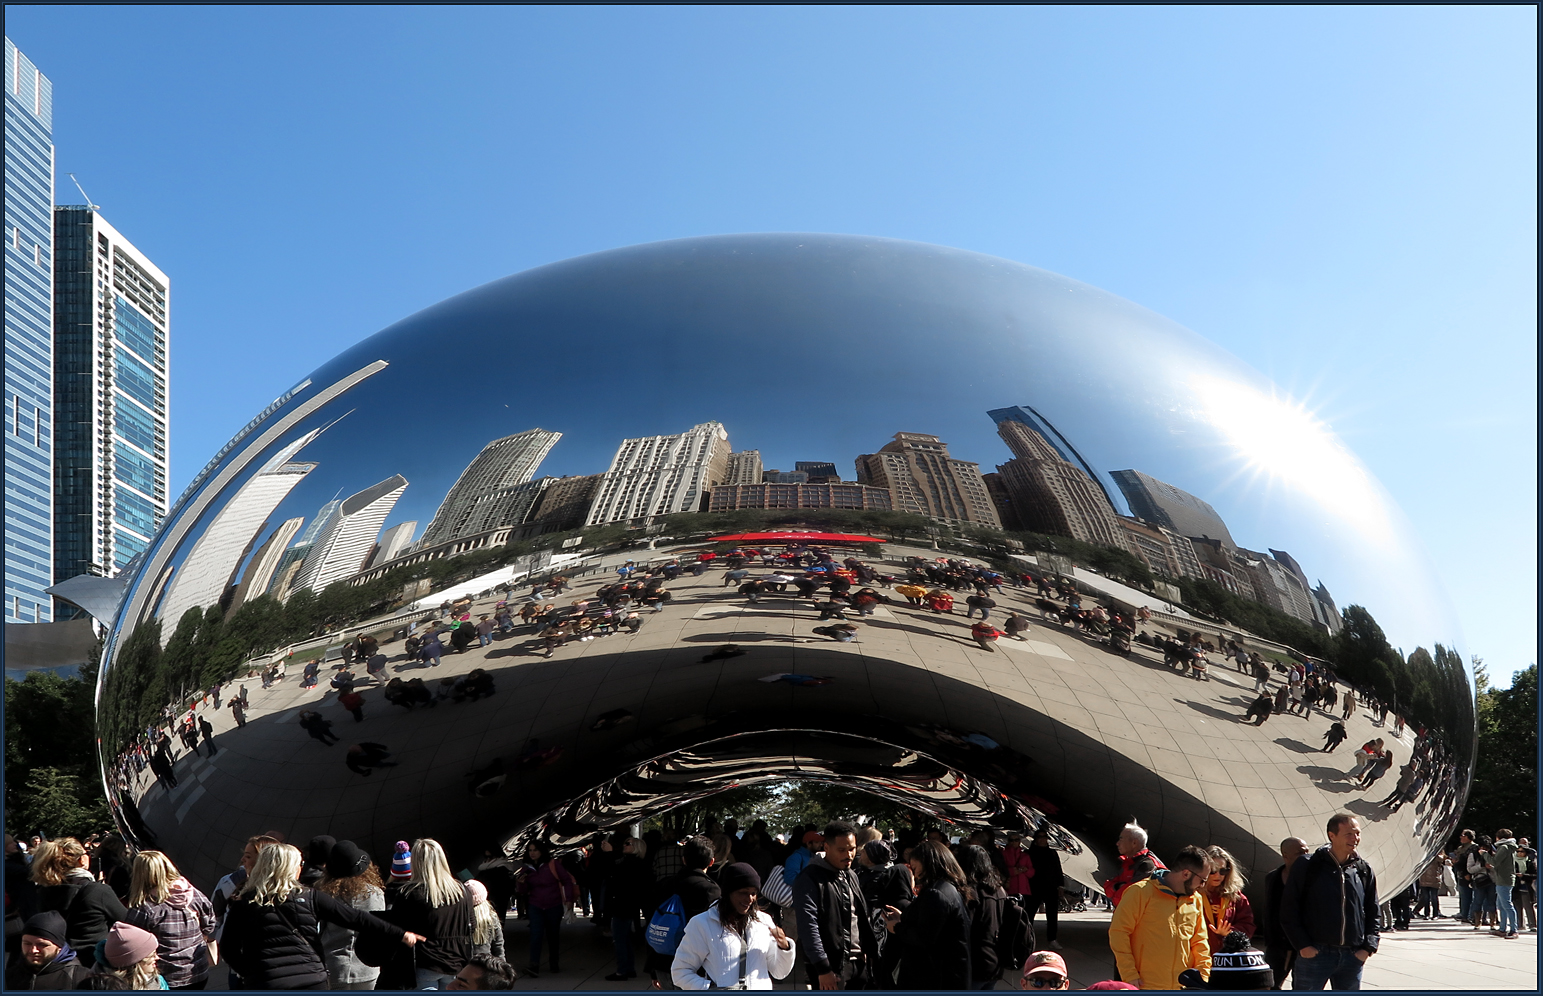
left=7, top=5, right=1534, bottom=683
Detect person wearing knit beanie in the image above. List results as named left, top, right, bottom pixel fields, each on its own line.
left=391, top=840, right=413, bottom=881
left=102, top=921, right=160, bottom=968
left=20, top=911, right=68, bottom=949
left=717, top=862, right=761, bottom=896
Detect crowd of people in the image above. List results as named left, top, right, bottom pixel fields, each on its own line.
left=6, top=802, right=1536, bottom=991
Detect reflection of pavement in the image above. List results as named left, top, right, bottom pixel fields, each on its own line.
left=133, top=540, right=1442, bottom=898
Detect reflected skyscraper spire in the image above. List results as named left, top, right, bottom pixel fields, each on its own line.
left=292, top=475, right=408, bottom=593
left=421, top=428, right=560, bottom=546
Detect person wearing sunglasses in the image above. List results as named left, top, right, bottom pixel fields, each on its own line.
left=1020, top=950, right=1070, bottom=989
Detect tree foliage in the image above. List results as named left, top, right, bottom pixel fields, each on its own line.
left=4, top=665, right=113, bottom=838
left=1459, top=663, right=1537, bottom=838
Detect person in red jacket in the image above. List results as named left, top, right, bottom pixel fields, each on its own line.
left=971, top=620, right=1002, bottom=652
left=1103, top=823, right=1166, bottom=908
left=1200, top=845, right=1256, bottom=953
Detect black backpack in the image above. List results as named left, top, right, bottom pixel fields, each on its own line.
left=995, top=894, right=1036, bottom=972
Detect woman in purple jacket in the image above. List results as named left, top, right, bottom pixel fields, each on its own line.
left=516, top=841, right=577, bottom=978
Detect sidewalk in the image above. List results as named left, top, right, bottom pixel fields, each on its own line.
left=495, top=907, right=1538, bottom=991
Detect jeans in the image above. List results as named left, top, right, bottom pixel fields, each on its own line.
left=967, top=605, right=990, bottom=619
left=1497, top=884, right=1517, bottom=932
left=1457, top=881, right=1473, bottom=919
left=1472, top=882, right=1497, bottom=919
left=612, top=916, right=635, bottom=974
left=1415, top=885, right=1440, bottom=917
left=1291, top=945, right=1365, bottom=990
left=528, top=904, right=563, bottom=970
left=479, top=633, right=492, bottom=647
left=415, top=967, right=455, bottom=989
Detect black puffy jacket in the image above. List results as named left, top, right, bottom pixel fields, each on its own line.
left=223, top=886, right=405, bottom=989
left=383, top=888, right=474, bottom=976
left=35, top=872, right=127, bottom=965
left=889, top=879, right=972, bottom=990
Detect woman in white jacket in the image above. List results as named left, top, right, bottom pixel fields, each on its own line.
left=671, top=863, right=795, bottom=991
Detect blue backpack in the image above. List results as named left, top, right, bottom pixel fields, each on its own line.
left=645, top=894, right=687, bottom=954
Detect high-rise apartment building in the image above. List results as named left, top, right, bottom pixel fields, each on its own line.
left=707, top=482, right=892, bottom=513
left=366, top=520, right=417, bottom=569
left=292, top=475, right=408, bottom=594
left=723, top=450, right=763, bottom=486
left=52, top=206, right=171, bottom=613
left=1240, top=548, right=1317, bottom=626
left=156, top=436, right=317, bottom=631
left=1110, top=469, right=1235, bottom=549
left=854, top=433, right=1000, bottom=528
left=528, top=474, right=604, bottom=531
left=1311, top=582, right=1341, bottom=636
left=5, top=39, right=55, bottom=623
left=226, top=516, right=303, bottom=616
left=586, top=421, right=730, bottom=525
left=1118, top=517, right=1205, bottom=580
left=421, top=428, right=560, bottom=546
left=794, top=461, right=841, bottom=483
left=761, top=469, right=808, bottom=484
left=988, top=406, right=1118, bottom=509
left=994, top=419, right=1127, bottom=550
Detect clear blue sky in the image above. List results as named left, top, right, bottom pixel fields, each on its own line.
left=8, top=5, right=1535, bottom=684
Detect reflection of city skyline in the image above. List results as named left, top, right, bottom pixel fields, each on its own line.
left=206, top=401, right=1342, bottom=641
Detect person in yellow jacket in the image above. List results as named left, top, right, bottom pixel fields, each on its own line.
left=1108, top=845, right=1212, bottom=989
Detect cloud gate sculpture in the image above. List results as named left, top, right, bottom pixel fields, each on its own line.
left=95, top=234, right=1474, bottom=903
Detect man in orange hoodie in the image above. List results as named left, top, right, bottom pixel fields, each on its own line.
left=1108, top=845, right=1212, bottom=990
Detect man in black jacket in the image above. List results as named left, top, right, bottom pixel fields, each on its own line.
left=793, top=820, right=878, bottom=990
left=4, top=912, right=92, bottom=990
left=1259, top=836, right=1309, bottom=989
left=676, top=837, right=723, bottom=917
left=1280, top=815, right=1378, bottom=990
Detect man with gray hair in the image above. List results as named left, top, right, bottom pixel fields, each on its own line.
left=1103, top=821, right=1167, bottom=907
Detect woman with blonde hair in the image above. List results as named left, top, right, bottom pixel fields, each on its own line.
left=466, top=879, right=507, bottom=960
left=223, top=843, right=421, bottom=989
left=383, top=838, right=475, bottom=990
left=32, top=837, right=128, bottom=967
left=1200, top=845, right=1256, bottom=952
left=125, top=850, right=216, bottom=990
left=88, top=921, right=168, bottom=990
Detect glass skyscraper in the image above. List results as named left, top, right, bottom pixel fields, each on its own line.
left=4, top=38, right=55, bottom=623
left=52, top=207, right=171, bottom=607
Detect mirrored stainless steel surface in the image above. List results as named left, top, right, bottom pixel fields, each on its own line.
left=96, top=234, right=1474, bottom=902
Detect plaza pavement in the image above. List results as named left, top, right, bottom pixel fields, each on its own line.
left=130, top=539, right=1443, bottom=904
left=488, top=903, right=1538, bottom=991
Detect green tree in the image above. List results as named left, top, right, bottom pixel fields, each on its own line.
left=1459, top=663, right=1537, bottom=838
left=4, top=666, right=112, bottom=838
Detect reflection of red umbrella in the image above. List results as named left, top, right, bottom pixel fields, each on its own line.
left=708, top=532, right=885, bottom=544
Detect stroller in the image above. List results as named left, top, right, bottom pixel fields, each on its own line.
left=1108, top=627, right=1132, bottom=655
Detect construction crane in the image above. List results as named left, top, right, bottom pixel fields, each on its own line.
left=67, top=173, right=100, bottom=211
